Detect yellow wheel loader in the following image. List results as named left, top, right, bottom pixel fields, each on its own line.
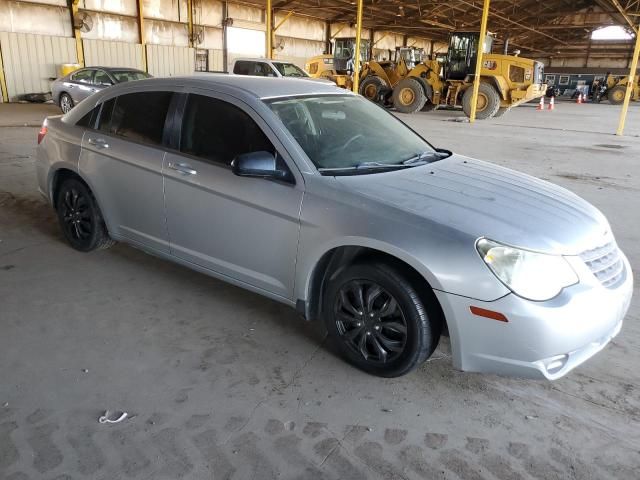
left=306, top=37, right=370, bottom=90
left=359, top=32, right=545, bottom=119
left=602, top=74, right=640, bottom=105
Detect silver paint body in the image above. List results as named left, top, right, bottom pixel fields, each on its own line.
left=36, top=75, right=633, bottom=379
left=51, top=67, right=148, bottom=109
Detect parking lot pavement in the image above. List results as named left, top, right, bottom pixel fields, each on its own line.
left=1, top=102, right=639, bottom=479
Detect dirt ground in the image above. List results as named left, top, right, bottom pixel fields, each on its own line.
left=0, top=101, right=639, bottom=479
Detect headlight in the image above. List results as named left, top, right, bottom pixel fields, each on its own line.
left=477, top=238, right=578, bottom=301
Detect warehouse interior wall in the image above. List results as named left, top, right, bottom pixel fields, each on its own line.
left=0, top=0, right=438, bottom=101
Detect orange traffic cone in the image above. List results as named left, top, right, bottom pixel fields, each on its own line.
left=537, top=96, right=545, bottom=110
left=548, top=96, right=555, bottom=110
left=576, top=92, right=582, bottom=104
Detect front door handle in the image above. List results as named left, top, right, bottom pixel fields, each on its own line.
left=167, top=162, right=197, bottom=175
left=87, top=138, right=109, bottom=149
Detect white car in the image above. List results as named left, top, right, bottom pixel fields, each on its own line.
left=232, top=58, right=334, bottom=84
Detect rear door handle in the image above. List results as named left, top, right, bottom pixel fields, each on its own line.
left=167, top=162, right=197, bottom=175
left=87, top=138, right=109, bottom=149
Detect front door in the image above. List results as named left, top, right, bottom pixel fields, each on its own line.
left=79, top=90, right=175, bottom=253
left=163, top=92, right=304, bottom=299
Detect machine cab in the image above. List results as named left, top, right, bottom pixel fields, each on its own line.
left=445, top=32, right=494, bottom=80
left=394, top=47, right=426, bottom=69
left=333, top=37, right=371, bottom=73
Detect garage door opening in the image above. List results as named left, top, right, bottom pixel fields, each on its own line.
left=227, top=27, right=266, bottom=71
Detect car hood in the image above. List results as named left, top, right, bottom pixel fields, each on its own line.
left=333, top=154, right=611, bottom=255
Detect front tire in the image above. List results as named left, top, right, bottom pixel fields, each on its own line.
left=359, top=76, right=387, bottom=103
left=323, top=263, right=440, bottom=377
left=59, top=93, right=74, bottom=114
left=55, top=178, right=115, bottom=252
left=462, top=82, right=501, bottom=119
left=392, top=78, right=427, bottom=113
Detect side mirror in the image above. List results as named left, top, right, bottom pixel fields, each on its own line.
left=232, top=151, right=289, bottom=180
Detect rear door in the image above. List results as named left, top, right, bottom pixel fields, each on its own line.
left=79, top=89, right=176, bottom=253
left=162, top=91, right=304, bottom=299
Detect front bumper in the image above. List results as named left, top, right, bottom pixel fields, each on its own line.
left=435, top=252, right=633, bottom=380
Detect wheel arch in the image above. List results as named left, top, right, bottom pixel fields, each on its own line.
left=479, top=75, right=509, bottom=101
left=301, top=244, right=446, bottom=333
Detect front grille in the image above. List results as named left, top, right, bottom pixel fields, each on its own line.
left=580, top=241, right=624, bottom=288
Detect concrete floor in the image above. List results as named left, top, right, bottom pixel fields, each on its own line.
left=1, top=100, right=639, bottom=480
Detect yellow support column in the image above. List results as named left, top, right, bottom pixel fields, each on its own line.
left=469, top=0, right=490, bottom=123
left=616, top=25, right=640, bottom=136
left=352, top=0, right=364, bottom=93
left=137, top=0, right=148, bottom=72
left=187, top=0, right=194, bottom=47
left=71, top=0, right=85, bottom=67
left=266, top=0, right=273, bottom=59
left=0, top=40, right=8, bottom=102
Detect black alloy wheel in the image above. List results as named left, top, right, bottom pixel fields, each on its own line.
left=324, top=262, right=440, bottom=377
left=55, top=178, right=115, bottom=252
left=334, top=280, right=407, bottom=364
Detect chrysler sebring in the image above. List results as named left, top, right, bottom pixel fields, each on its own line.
left=36, top=75, right=633, bottom=379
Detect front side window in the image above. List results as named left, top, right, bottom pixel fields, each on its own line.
left=267, top=95, right=439, bottom=172
left=97, top=92, right=172, bottom=146
left=273, top=63, right=307, bottom=77
left=71, top=69, right=94, bottom=83
left=180, top=94, right=274, bottom=165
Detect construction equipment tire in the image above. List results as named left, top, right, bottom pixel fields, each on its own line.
left=462, top=82, right=501, bottom=119
left=393, top=78, right=427, bottom=113
left=608, top=86, right=626, bottom=105
left=360, top=76, right=387, bottom=103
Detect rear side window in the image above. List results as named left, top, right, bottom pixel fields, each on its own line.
left=93, top=70, right=112, bottom=86
left=233, top=61, right=254, bottom=75
left=76, top=106, right=99, bottom=128
left=180, top=94, right=274, bottom=165
left=97, top=92, right=172, bottom=146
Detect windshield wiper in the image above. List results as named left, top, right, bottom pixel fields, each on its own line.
left=318, top=162, right=408, bottom=173
left=402, top=151, right=449, bottom=165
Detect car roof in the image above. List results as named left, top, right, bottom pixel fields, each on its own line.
left=234, top=58, right=295, bottom=64
left=76, top=66, right=146, bottom=72
left=124, top=74, right=346, bottom=99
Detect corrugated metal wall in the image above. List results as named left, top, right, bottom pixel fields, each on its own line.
left=83, top=39, right=144, bottom=69
left=0, top=31, right=76, bottom=101
left=147, top=44, right=195, bottom=76
left=208, top=49, right=224, bottom=71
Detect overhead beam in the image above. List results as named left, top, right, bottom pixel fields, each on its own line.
left=608, top=0, right=638, bottom=32
left=455, top=0, right=572, bottom=46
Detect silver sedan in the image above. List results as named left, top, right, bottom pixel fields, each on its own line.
left=51, top=67, right=151, bottom=114
left=36, top=75, right=633, bottom=379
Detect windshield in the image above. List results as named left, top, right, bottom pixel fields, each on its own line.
left=273, top=63, right=308, bottom=77
left=111, top=70, right=151, bottom=83
left=267, top=95, right=438, bottom=173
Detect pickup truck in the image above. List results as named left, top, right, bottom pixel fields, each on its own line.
left=232, top=58, right=334, bottom=84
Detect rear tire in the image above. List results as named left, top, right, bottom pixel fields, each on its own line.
left=55, top=178, right=115, bottom=252
left=494, top=107, right=510, bottom=118
left=608, top=85, right=626, bottom=105
left=462, top=82, right=501, bottom=119
left=393, top=78, right=427, bottom=113
left=323, top=262, right=440, bottom=377
left=59, top=93, right=74, bottom=114
left=359, top=76, right=387, bottom=103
